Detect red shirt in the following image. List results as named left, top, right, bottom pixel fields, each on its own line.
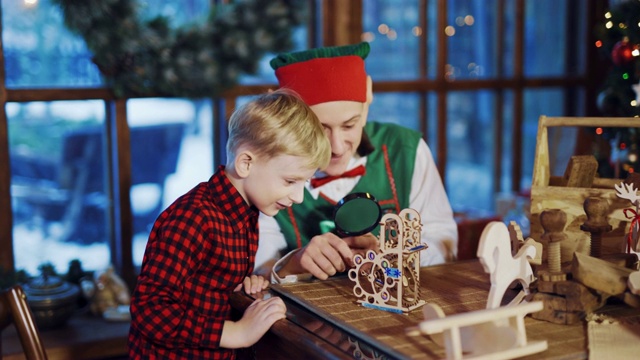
left=128, top=167, right=258, bottom=359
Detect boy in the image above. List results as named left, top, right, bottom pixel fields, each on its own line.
left=128, top=89, right=331, bottom=359
left=255, top=42, right=458, bottom=283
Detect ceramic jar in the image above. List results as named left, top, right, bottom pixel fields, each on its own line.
left=22, top=274, right=80, bottom=329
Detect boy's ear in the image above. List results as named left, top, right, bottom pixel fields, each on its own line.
left=234, top=150, right=254, bottom=178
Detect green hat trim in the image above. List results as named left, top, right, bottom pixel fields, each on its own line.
left=270, top=42, right=370, bottom=70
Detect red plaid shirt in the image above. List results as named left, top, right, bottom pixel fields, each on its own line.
left=128, top=167, right=259, bottom=359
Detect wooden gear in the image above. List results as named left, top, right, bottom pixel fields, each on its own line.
left=348, top=208, right=427, bottom=313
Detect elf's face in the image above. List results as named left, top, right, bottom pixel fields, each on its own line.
left=310, top=100, right=367, bottom=176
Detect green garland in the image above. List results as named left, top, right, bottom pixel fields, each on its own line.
left=53, top=0, right=306, bottom=98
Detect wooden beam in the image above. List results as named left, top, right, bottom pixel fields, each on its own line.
left=322, top=0, right=362, bottom=46
left=0, top=3, right=14, bottom=272
left=109, top=99, right=135, bottom=288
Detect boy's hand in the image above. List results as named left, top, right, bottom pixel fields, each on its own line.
left=276, top=232, right=379, bottom=281
left=342, top=233, right=379, bottom=259
left=221, top=297, right=287, bottom=348
left=289, top=232, right=353, bottom=280
left=234, top=275, right=269, bottom=294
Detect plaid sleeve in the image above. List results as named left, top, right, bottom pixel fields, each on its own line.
left=130, top=205, right=229, bottom=350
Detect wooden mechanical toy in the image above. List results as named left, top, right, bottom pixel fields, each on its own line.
left=348, top=208, right=427, bottom=314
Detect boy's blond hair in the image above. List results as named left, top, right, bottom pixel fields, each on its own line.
left=226, top=89, right=331, bottom=170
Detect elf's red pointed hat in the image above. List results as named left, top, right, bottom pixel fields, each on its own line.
left=270, top=42, right=370, bottom=106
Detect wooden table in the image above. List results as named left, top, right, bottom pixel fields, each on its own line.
left=230, top=260, right=636, bottom=360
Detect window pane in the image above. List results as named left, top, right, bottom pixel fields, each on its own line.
left=368, top=93, right=420, bottom=131
left=2, top=0, right=103, bottom=88
left=521, top=88, right=576, bottom=190
left=502, top=0, right=516, bottom=77
left=127, top=98, right=212, bottom=266
left=447, top=0, right=498, bottom=79
left=524, top=0, right=586, bottom=76
left=501, top=90, right=515, bottom=192
left=427, top=92, right=438, bottom=160
left=240, top=27, right=309, bottom=85
left=446, top=91, right=496, bottom=212
left=10, top=101, right=110, bottom=274
left=363, top=0, right=421, bottom=80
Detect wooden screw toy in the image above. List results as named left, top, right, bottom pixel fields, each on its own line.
left=539, top=209, right=568, bottom=280
left=579, top=197, right=611, bottom=258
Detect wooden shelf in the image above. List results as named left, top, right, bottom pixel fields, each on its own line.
left=2, top=313, right=129, bottom=360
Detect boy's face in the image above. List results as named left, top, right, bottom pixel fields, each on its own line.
left=244, top=153, right=317, bottom=216
left=310, top=101, right=367, bottom=176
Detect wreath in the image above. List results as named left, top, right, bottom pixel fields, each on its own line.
left=53, top=0, right=306, bottom=98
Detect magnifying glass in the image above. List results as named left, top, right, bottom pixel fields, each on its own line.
left=332, top=192, right=382, bottom=237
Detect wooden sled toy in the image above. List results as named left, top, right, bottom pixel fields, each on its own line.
left=409, top=301, right=547, bottom=360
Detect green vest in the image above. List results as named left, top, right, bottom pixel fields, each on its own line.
left=274, top=122, right=421, bottom=250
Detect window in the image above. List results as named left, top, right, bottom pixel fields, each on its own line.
left=360, top=0, right=592, bottom=222
left=0, top=0, right=602, bottom=283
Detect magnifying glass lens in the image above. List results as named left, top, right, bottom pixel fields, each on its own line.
left=333, top=192, right=382, bottom=237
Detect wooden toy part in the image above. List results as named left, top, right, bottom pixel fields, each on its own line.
left=412, top=301, right=547, bottom=360
left=477, top=221, right=537, bottom=309
left=508, top=221, right=543, bottom=265
left=540, top=209, right=568, bottom=274
left=615, top=181, right=640, bottom=207
left=627, top=271, right=640, bottom=295
left=580, top=197, right=612, bottom=258
left=571, top=252, right=634, bottom=295
left=615, top=180, right=640, bottom=252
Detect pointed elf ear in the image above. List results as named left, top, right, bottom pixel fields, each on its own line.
left=234, top=150, right=254, bottom=178
left=366, top=75, right=373, bottom=105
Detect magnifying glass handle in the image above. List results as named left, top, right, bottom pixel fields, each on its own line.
left=319, top=220, right=336, bottom=234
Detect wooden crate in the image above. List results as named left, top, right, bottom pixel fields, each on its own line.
left=529, top=116, right=637, bottom=263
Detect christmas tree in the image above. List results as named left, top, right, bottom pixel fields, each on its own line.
left=595, top=0, right=640, bottom=177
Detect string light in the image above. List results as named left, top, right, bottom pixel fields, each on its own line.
left=464, top=15, right=474, bottom=26
left=386, top=29, right=397, bottom=40
left=444, top=26, right=455, bottom=36
left=361, top=32, right=375, bottom=42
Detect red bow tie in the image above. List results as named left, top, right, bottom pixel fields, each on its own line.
left=310, top=165, right=366, bottom=188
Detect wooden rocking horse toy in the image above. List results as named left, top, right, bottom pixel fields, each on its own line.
left=477, top=221, right=538, bottom=309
